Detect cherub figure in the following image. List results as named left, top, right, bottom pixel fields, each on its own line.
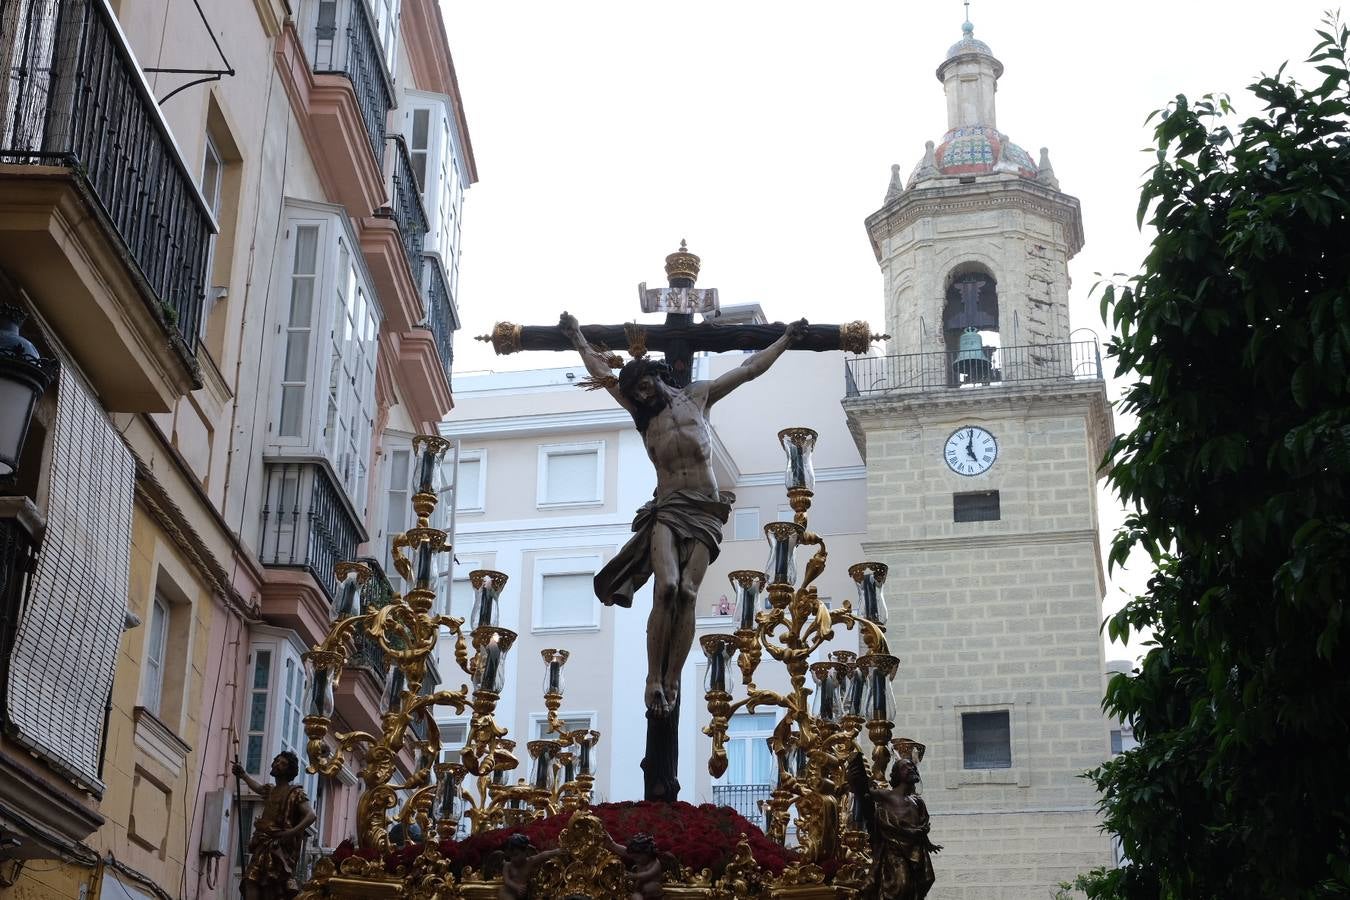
left=612, top=833, right=669, bottom=900
left=498, top=833, right=566, bottom=899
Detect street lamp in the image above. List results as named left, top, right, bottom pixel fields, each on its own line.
left=0, top=306, right=54, bottom=480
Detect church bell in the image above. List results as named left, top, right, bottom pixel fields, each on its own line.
left=952, top=327, right=992, bottom=382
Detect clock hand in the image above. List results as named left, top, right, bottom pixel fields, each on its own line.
left=966, top=431, right=976, bottom=460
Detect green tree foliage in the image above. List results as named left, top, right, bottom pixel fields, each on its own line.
left=1088, top=18, right=1350, bottom=900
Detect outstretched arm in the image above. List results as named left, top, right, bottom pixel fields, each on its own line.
left=232, top=761, right=266, bottom=795
left=706, top=319, right=807, bottom=406
left=559, top=312, right=635, bottom=414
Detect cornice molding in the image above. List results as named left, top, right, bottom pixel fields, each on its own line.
left=843, top=379, right=1110, bottom=421
left=864, top=178, right=1084, bottom=261
left=441, top=407, right=634, bottom=440
left=862, top=527, right=1100, bottom=555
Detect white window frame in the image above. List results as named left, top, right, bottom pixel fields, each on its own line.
left=267, top=201, right=382, bottom=516
left=453, top=448, right=485, bottom=514
left=535, top=441, right=605, bottom=510
left=369, top=0, right=400, bottom=76
left=532, top=554, right=602, bottom=633
left=200, top=134, right=225, bottom=309
left=776, top=505, right=795, bottom=524
left=242, top=630, right=318, bottom=799
left=377, top=432, right=416, bottom=583
left=714, top=710, right=778, bottom=787
left=437, top=718, right=470, bottom=762
left=528, top=711, right=596, bottom=742
left=447, top=559, right=480, bottom=624
left=140, top=593, right=170, bottom=716
left=732, top=507, right=760, bottom=541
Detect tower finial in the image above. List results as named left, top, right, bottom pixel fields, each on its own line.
left=963, top=0, right=971, bottom=25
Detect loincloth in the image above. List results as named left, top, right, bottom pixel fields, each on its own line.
left=594, top=489, right=734, bottom=608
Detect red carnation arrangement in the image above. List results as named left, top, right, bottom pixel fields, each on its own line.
left=333, top=801, right=798, bottom=880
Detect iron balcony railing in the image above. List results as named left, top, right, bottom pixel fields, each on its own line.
left=0, top=0, right=213, bottom=350
left=387, top=136, right=427, bottom=287
left=712, top=783, right=771, bottom=828
left=304, top=0, right=393, bottom=165
left=0, top=513, right=39, bottom=728
left=421, top=256, right=455, bottom=387
left=844, top=339, right=1103, bottom=397
left=349, top=556, right=391, bottom=686
left=259, top=459, right=365, bottom=602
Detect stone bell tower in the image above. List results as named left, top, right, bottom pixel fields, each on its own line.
left=843, top=19, right=1117, bottom=900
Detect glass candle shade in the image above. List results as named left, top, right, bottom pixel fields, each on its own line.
left=528, top=740, right=560, bottom=791
left=701, top=634, right=739, bottom=694
left=858, top=653, right=900, bottom=721
left=436, top=763, right=465, bottom=821
left=413, top=435, right=451, bottom=495
left=810, top=662, right=846, bottom=723
left=784, top=736, right=809, bottom=779
left=574, top=730, right=600, bottom=777
left=729, top=570, right=765, bottom=631
left=842, top=664, right=866, bottom=718
left=492, top=739, right=517, bottom=784
left=849, top=563, right=889, bottom=626
left=779, top=427, right=818, bottom=492
left=334, top=570, right=360, bottom=620
left=471, top=627, right=515, bottom=694
left=470, top=570, right=507, bottom=630
left=308, top=665, right=335, bottom=718
left=763, top=522, right=804, bottom=587
left=415, top=538, right=435, bottom=591
left=381, top=663, right=406, bottom=714
left=559, top=750, right=576, bottom=785
left=541, top=649, right=569, bottom=696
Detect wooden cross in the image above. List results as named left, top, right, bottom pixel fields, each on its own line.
left=476, top=243, right=887, bottom=386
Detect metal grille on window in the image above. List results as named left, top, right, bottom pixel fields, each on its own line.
left=953, top=490, right=1000, bottom=522
left=961, top=710, right=1012, bottom=769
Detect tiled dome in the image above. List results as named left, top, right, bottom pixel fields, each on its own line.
left=908, top=126, right=1038, bottom=185
left=946, top=20, right=993, bottom=59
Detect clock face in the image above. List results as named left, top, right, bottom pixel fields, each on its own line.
left=944, top=426, right=998, bottom=476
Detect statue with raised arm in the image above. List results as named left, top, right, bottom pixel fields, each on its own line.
left=232, top=752, right=317, bottom=900
left=847, top=752, right=941, bottom=900
left=560, top=310, right=805, bottom=796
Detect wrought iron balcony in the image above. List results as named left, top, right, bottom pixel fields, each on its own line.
left=711, top=783, right=771, bottom=828
left=387, top=137, right=427, bottom=288
left=0, top=0, right=213, bottom=352
left=349, top=557, right=391, bottom=687
left=259, top=459, right=365, bottom=602
left=421, top=257, right=455, bottom=387
left=304, top=0, right=394, bottom=165
left=844, top=339, right=1103, bottom=397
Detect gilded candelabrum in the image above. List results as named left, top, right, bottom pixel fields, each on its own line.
left=301, top=435, right=603, bottom=857
left=703, top=427, right=902, bottom=866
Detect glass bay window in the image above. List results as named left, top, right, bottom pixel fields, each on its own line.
left=268, top=202, right=381, bottom=518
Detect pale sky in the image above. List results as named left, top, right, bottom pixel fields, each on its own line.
left=442, top=0, right=1337, bottom=661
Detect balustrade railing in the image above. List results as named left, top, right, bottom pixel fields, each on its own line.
left=421, top=257, right=455, bottom=386
left=259, top=459, right=364, bottom=601
left=0, top=0, right=213, bottom=350
left=349, top=556, right=391, bottom=686
left=844, top=339, right=1103, bottom=397
left=387, top=136, right=427, bottom=287
left=303, top=0, right=393, bottom=164
left=711, top=783, right=771, bottom=828
left=0, top=512, right=39, bottom=727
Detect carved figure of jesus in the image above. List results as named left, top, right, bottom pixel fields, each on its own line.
left=560, top=312, right=805, bottom=717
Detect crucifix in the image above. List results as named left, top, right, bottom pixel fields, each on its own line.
left=476, top=242, right=886, bottom=802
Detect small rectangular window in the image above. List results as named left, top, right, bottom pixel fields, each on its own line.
left=733, top=507, right=760, bottom=541
left=539, top=572, right=594, bottom=628
left=535, top=714, right=593, bottom=739
left=542, top=449, right=599, bottom=505
left=953, top=490, right=1000, bottom=522
left=141, top=594, right=170, bottom=716
left=439, top=721, right=469, bottom=762
left=961, top=710, right=1012, bottom=769
left=1110, top=729, right=1123, bottom=755
left=455, top=456, right=482, bottom=511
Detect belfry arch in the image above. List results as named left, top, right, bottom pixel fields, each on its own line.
left=942, top=263, right=1000, bottom=352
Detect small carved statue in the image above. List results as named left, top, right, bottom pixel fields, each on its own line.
left=498, top=833, right=566, bottom=899
left=848, top=752, right=942, bottom=900
left=616, top=833, right=667, bottom=900
left=232, top=752, right=316, bottom=900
